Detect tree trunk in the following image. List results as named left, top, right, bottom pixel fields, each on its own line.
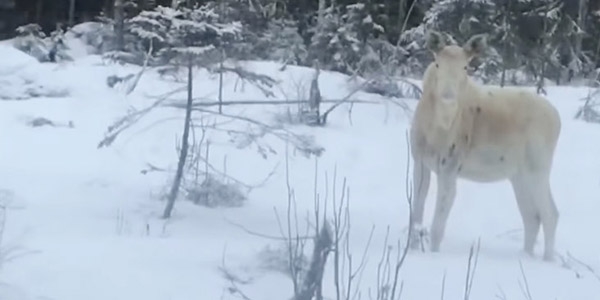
left=163, top=57, right=194, bottom=219
left=397, top=0, right=407, bottom=30
left=500, top=0, right=510, bottom=87
left=575, top=0, right=587, bottom=58
left=68, top=0, right=76, bottom=27
left=218, top=49, right=224, bottom=114
left=35, top=0, right=43, bottom=24
left=114, top=0, right=125, bottom=51
left=318, top=0, right=325, bottom=25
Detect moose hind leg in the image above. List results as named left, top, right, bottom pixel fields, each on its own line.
left=510, top=176, right=541, bottom=256
left=539, top=186, right=559, bottom=261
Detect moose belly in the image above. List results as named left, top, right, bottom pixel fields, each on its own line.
left=456, top=148, right=521, bottom=182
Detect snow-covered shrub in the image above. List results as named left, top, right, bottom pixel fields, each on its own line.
left=47, top=26, right=72, bottom=62
left=575, top=80, right=600, bottom=123
left=13, top=23, right=72, bottom=63
left=257, top=242, right=310, bottom=278
left=184, top=175, right=247, bottom=208
left=13, top=24, right=49, bottom=62
left=68, top=21, right=116, bottom=54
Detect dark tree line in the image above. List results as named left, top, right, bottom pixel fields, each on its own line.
left=5, top=0, right=600, bottom=86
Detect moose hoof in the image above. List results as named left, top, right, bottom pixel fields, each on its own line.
left=408, top=225, right=429, bottom=251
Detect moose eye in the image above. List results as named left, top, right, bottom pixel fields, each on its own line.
left=463, top=66, right=468, bottom=71
left=435, top=63, right=439, bottom=68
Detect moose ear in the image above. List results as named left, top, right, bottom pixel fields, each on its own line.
left=463, top=34, right=488, bottom=57
left=425, top=30, right=446, bottom=54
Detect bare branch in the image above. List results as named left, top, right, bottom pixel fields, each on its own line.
left=165, top=99, right=380, bottom=108
left=463, top=239, right=481, bottom=300
left=320, top=79, right=375, bottom=125
left=97, top=87, right=186, bottom=148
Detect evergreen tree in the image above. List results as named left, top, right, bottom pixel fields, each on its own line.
left=307, top=3, right=385, bottom=75
left=256, top=18, right=307, bottom=65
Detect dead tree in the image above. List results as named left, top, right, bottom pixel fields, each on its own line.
left=303, top=61, right=322, bottom=126
left=294, top=222, right=332, bottom=300
left=163, top=56, right=194, bottom=219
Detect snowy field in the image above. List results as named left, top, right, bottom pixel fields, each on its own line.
left=0, top=34, right=599, bottom=300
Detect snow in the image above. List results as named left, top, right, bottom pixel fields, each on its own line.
left=0, top=43, right=599, bottom=300
left=0, top=45, right=39, bottom=73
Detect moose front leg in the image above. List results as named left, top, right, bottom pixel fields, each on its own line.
left=430, top=172, right=457, bottom=252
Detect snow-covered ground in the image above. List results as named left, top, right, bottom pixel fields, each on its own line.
left=0, top=40, right=599, bottom=300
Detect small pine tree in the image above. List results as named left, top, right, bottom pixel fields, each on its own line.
left=159, top=5, right=241, bottom=65
left=125, top=6, right=178, bottom=58
left=257, top=18, right=307, bottom=65
left=202, top=0, right=268, bottom=61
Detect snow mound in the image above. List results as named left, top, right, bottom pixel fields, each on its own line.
left=0, top=45, right=39, bottom=76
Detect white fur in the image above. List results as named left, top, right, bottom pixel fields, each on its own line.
left=409, top=32, right=562, bottom=261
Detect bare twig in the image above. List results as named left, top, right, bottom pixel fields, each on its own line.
left=565, top=252, right=600, bottom=283
left=518, top=260, right=534, bottom=300
left=219, top=245, right=254, bottom=300
left=440, top=270, right=447, bottom=300
left=284, top=133, right=302, bottom=295
left=463, top=238, right=481, bottom=300
left=389, top=130, right=414, bottom=300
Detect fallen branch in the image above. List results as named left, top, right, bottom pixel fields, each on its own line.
left=164, top=99, right=380, bottom=108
